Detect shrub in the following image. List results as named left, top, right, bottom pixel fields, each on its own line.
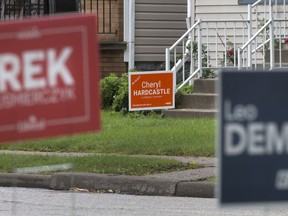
left=112, top=73, right=129, bottom=113
left=100, top=73, right=121, bottom=109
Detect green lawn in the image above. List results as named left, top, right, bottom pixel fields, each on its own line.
left=0, top=111, right=216, bottom=157
left=0, top=154, right=198, bottom=175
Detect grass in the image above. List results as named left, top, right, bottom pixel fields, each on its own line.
left=0, top=111, right=216, bottom=157
left=206, top=177, right=216, bottom=182
left=194, top=177, right=216, bottom=183
left=0, top=154, right=199, bottom=176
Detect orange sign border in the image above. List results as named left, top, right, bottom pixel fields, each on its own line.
left=129, top=71, right=175, bottom=111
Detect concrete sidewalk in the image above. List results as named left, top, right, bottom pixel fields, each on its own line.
left=0, top=150, right=217, bottom=198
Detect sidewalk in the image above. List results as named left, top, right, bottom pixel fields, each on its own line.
left=0, top=150, right=217, bottom=198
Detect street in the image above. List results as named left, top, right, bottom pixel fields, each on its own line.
left=0, top=187, right=288, bottom=216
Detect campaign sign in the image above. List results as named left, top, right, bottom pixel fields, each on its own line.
left=219, top=70, right=288, bottom=205
left=129, top=71, right=175, bottom=111
left=0, top=14, right=100, bottom=143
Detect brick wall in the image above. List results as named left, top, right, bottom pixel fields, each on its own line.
left=83, top=0, right=126, bottom=77
left=100, top=48, right=127, bottom=78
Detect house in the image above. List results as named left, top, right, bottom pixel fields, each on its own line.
left=0, top=0, right=126, bottom=77
left=1, top=0, right=286, bottom=78
left=162, top=0, right=288, bottom=118
left=0, top=0, right=190, bottom=77
left=165, top=0, right=288, bottom=84
left=125, top=0, right=283, bottom=74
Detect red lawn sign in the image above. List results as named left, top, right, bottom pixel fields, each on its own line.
left=0, top=14, right=101, bottom=144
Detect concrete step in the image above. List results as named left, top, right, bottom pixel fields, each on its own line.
left=177, top=93, right=217, bottom=109
left=194, top=79, right=217, bottom=94
left=164, top=79, right=218, bottom=118
left=162, top=109, right=217, bottom=118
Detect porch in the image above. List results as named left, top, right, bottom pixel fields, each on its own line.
left=164, top=0, right=288, bottom=118
left=166, top=0, right=288, bottom=89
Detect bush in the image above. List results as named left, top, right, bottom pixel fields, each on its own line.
left=112, top=73, right=129, bottom=113
left=101, top=73, right=121, bottom=109
left=100, top=72, right=129, bottom=112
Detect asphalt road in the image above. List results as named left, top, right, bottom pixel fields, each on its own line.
left=1, top=187, right=288, bottom=216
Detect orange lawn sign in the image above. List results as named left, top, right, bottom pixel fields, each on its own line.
left=129, top=71, right=175, bottom=111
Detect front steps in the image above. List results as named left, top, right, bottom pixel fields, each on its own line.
left=163, top=79, right=218, bottom=118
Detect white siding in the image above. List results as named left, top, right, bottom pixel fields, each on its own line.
left=195, top=0, right=248, bottom=20
left=194, top=0, right=257, bottom=66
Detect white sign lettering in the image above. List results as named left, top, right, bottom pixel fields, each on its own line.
left=0, top=46, right=74, bottom=92
left=224, top=100, right=288, bottom=156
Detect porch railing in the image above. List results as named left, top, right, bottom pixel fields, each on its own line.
left=238, top=0, right=288, bottom=70
left=166, top=0, right=288, bottom=92
left=165, top=17, right=251, bottom=92
left=0, top=0, right=117, bottom=34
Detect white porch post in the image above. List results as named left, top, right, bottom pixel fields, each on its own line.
left=187, top=0, right=192, bottom=28
left=188, top=0, right=195, bottom=84
left=188, top=0, right=195, bottom=28
left=269, top=0, right=275, bottom=70
left=247, top=4, right=252, bottom=68
left=124, top=0, right=135, bottom=70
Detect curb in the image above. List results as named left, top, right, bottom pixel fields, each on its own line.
left=175, top=182, right=214, bottom=198
left=50, top=173, right=177, bottom=196
left=0, top=173, right=215, bottom=198
left=0, top=173, right=51, bottom=189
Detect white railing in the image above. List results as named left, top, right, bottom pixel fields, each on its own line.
left=239, top=0, right=288, bottom=70
left=166, top=0, right=288, bottom=92
left=238, top=19, right=272, bottom=70
left=166, top=18, right=251, bottom=92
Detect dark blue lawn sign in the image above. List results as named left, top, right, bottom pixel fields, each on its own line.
left=219, top=70, right=288, bottom=205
